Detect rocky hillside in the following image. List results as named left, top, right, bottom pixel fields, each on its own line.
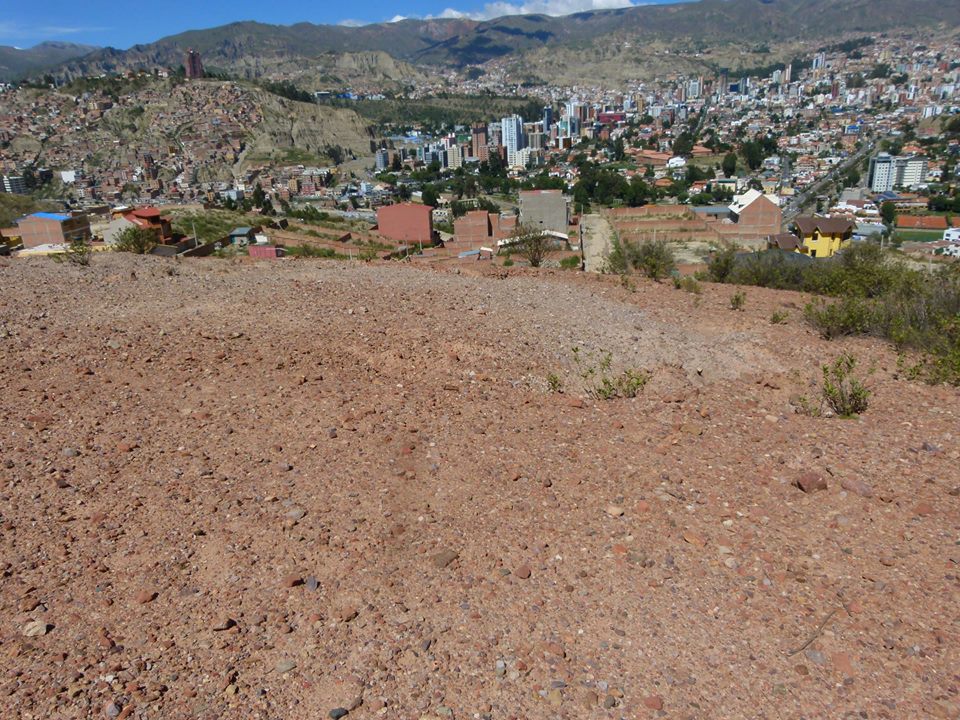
left=0, top=79, right=373, bottom=182
left=0, top=254, right=957, bottom=718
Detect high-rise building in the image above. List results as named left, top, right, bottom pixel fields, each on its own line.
left=487, top=122, right=502, bottom=148
left=2, top=175, right=27, bottom=194
left=471, top=125, right=487, bottom=158
left=542, top=106, right=553, bottom=135
left=447, top=144, right=462, bottom=170
left=501, top=115, right=525, bottom=168
left=185, top=49, right=204, bottom=79
left=868, top=153, right=928, bottom=192
left=375, top=148, right=390, bottom=172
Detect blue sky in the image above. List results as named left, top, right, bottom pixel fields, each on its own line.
left=1, top=0, right=666, bottom=49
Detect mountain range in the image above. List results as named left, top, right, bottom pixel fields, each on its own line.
left=2, top=0, right=959, bottom=84
left=0, top=42, right=98, bottom=82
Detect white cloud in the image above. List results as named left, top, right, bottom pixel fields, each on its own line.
left=338, top=19, right=366, bottom=27
left=39, top=25, right=111, bottom=35
left=388, top=15, right=408, bottom=22
left=436, top=0, right=636, bottom=21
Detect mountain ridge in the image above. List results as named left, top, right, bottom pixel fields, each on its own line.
left=13, top=0, right=960, bottom=84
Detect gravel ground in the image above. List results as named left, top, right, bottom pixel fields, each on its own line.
left=1, top=254, right=958, bottom=720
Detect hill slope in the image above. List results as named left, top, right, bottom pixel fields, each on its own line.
left=0, top=254, right=957, bottom=718
left=0, top=79, right=373, bottom=182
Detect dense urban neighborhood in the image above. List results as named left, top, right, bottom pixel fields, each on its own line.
left=2, top=30, right=960, bottom=264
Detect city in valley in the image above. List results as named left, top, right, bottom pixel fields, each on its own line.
left=0, top=1, right=959, bottom=719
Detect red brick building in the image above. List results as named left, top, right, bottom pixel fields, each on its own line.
left=376, top=203, right=434, bottom=246
left=453, top=210, right=517, bottom=244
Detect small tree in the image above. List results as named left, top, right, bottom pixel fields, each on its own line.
left=722, top=152, right=738, bottom=178
left=880, top=201, right=897, bottom=226
left=511, top=223, right=553, bottom=268
left=113, top=226, right=157, bottom=254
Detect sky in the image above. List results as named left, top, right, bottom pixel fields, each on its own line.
left=0, top=0, right=671, bottom=49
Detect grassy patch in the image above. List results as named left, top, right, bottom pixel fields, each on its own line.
left=170, top=209, right=263, bottom=244
left=717, top=244, right=960, bottom=385
left=893, top=229, right=947, bottom=243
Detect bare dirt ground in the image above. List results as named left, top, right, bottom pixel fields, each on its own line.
left=1, top=254, right=958, bottom=720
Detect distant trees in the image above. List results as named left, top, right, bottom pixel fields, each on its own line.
left=260, top=80, right=314, bottom=103
left=741, top=141, right=765, bottom=170
left=612, top=137, right=626, bottom=161
left=672, top=130, right=695, bottom=157
left=421, top=185, right=439, bottom=208
left=451, top=197, right=499, bottom=219
left=572, top=162, right=656, bottom=210
left=738, top=134, right=779, bottom=172
left=847, top=73, right=866, bottom=89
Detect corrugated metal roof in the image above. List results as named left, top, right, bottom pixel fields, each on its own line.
left=27, top=212, right=70, bottom=221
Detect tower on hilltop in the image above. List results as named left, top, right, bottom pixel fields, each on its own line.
left=185, top=49, right=204, bottom=79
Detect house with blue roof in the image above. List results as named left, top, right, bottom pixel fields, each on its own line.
left=15, top=212, right=91, bottom=249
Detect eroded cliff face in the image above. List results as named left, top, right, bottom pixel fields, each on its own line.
left=240, top=89, right=374, bottom=168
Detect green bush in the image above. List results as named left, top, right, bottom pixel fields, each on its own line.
left=53, top=237, right=91, bottom=266
left=678, top=276, right=702, bottom=294
left=728, top=251, right=806, bottom=289
left=113, top=226, right=157, bottom=255
left=559, top=255, right=581, bottom=270
left=572, top=347, right=649, bottom=400
left=502, top=257, right=514, bottom=267
left=284, top=244, right=342, bottom=259
left=706, top=244, right=738, bottom=282
left=603, top=236, right=630, bottom=275
left=803, top=297, right=875, bottom=339
left=632, top=239, right=677, bottom=281
left=821, top=353, right=871, bottom=417
left=546, top=373, right=563, bottom=393
left=730, top=290, right=746, bottom=311
left=604, top=237, right=676, bottom=281
left=770, top=309, right=789, bottom=324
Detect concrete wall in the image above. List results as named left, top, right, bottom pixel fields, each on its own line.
left=519, top=190, right=569, bottom=235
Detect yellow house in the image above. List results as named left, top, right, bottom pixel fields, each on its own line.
left=790, top=216, right=856, bottom=258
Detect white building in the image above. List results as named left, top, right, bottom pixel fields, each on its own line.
left=501, top=114, right=525, bottom=168
left=447, top=144, right=462, bottom=171
left=868, top=153, right=929, bottom=192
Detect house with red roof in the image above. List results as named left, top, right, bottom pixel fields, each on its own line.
left=104, top=206, right=174, bottom=245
